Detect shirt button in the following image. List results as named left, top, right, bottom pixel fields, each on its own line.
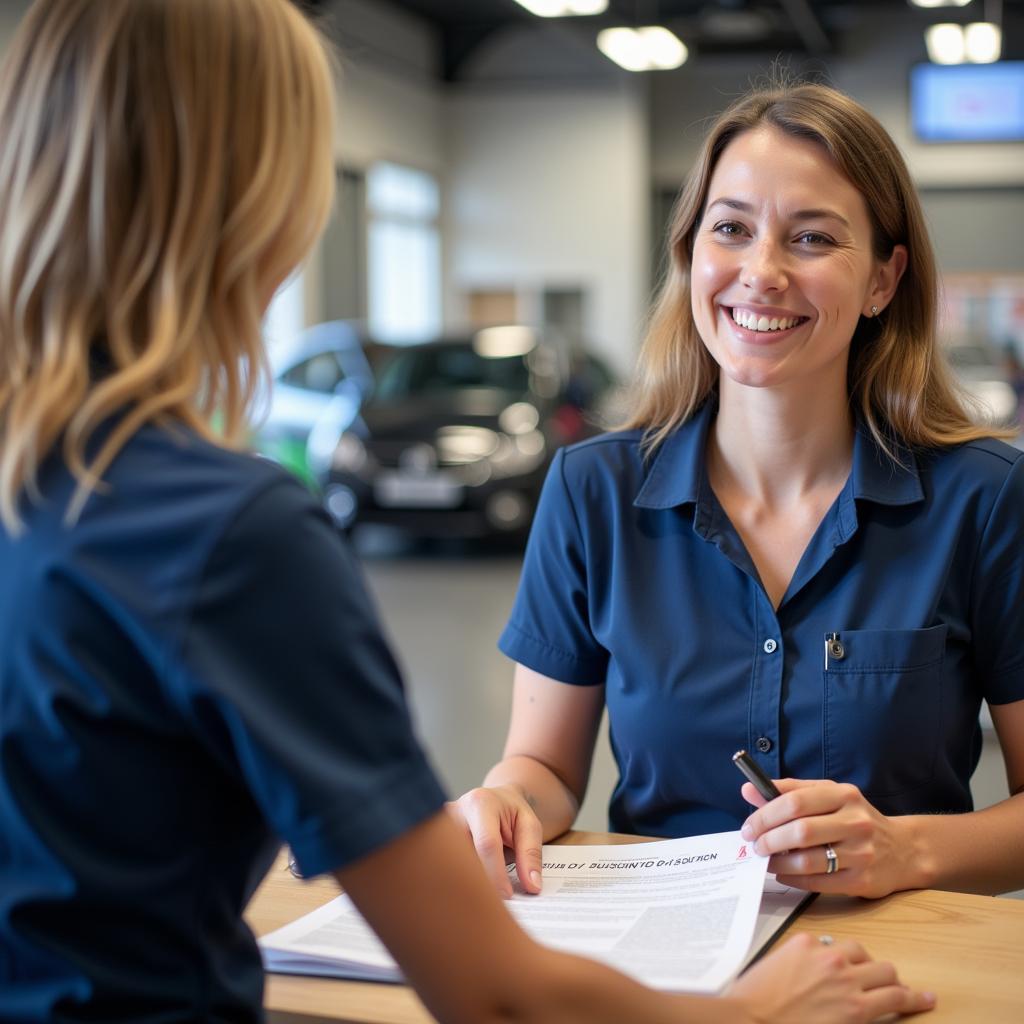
left=762, top=638, right=777, bottom=654
left=755, top=736, right=773, bottom=753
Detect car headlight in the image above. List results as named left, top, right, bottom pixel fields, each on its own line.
left=489, top=430, right=546, bottom=478
left=436, top=426, right=500, bottom=463
left=331, top=432, right=367, bottom=473
left=499, top=402, right=540, bottom=435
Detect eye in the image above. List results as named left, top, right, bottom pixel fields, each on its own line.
left=711, top=220, right=747, bottom=239
left=794, top=231, right=834, bottom=247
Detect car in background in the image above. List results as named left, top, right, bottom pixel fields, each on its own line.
left=944, top=340, right=1020, bottom=427
left=324, top=327, right=619, bottom=539
left=253, top=320, right=375, bottom=485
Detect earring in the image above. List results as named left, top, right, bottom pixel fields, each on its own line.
left=871, top=305, right=879, bottom=316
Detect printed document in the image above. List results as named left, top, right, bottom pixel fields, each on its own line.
left=260, top=831, right=810, bottom=993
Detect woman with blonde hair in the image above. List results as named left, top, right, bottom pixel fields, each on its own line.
left=0, top=4, right=933, bottom=1023
left=454, top=82, right=1024, bottom=905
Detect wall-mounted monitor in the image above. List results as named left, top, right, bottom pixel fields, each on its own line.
left=910, top=61, right=1024, bottom=142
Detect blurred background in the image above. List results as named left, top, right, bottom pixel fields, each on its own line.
left=3, top=0, right=1020, bottom=863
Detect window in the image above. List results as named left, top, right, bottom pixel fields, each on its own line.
left=263, top=269, right=306, bottom=357
left=367, top=162, right=441, bottom=344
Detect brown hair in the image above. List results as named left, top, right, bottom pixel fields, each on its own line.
left=0, top=0, right=337, bottom=532
left=624, top=81, right=1012, bottom=455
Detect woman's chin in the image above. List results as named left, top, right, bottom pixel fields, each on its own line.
left=717, top=361, right=788, bottom=391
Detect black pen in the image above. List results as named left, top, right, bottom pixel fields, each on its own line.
left=732, top=749, right=782, bottom=801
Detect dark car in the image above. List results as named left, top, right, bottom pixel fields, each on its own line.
left=324, top=328, right=617, bottom=539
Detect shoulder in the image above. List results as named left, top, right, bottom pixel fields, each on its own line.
left=557, top=429, right=647, bottom=486
left=121, top=422, right=308, bottom=516
left=918, top=436, right=1024, bottom=494
left=946, top=435, right=1022, bottom=467
left=76, top=423, right=319, bottom=572
left=131, top=422, right=293, bottom=491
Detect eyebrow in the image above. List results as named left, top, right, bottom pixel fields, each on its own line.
left=706, top=197, right=851, bottom=229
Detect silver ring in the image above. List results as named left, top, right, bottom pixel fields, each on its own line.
left=824, top=843, right=839, bottom=874
left=819, top=934, right=835, bottom=946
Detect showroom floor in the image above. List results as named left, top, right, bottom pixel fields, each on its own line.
left=357, top=530, right=1018, bottom=896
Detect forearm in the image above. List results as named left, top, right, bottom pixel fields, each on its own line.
left=415, top=933, right=758, bottom=1024
left=340, top=811, right=759, bottom=1024
left=898, top=791, right=1024, bottom=894
left=514, top=948, right=757, bottom=1024
left=483, top=753, right=581, bottom=841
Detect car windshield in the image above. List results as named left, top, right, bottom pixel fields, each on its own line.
left=374, top=345, right=531, bottom=399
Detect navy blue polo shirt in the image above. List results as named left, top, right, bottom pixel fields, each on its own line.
left=500, top=401, right=1024, bottom=838
left=0, top=422, right=446, bottom=1023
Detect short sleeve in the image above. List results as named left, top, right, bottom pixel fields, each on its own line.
left=498, top=448, right=608, bottom=684
left=171, top=477, right=446, bottom=878
left=971, top=455, right=1024, bottom=705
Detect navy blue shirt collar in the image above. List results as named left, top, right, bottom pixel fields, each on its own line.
left=634, top=398, right=924, bottom=516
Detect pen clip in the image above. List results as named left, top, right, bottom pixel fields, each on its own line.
left=825, top=631, right=837, bottom=671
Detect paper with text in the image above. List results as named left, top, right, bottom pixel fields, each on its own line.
left=261, top=831, right=808, bottom=993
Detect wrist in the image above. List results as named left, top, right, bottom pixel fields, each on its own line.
left=714, top=994, right=764, bottom=1024
left=894, top=815, right=939, bottom=890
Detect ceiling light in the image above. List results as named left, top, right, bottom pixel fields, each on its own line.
left=597, top=26, right=688, bottom=72
left=513, top=0, right=609, bottom=16
left=925, top=20, right=1003, bottom=63
left=473, top=326, right=537, bottom=359
left=909, top=0, right=972, bottom=8
left=925, top=22, right=967, bottom=62
left=964, top=21, right=1002, bottom=61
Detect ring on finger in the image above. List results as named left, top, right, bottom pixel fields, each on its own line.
left=818, top=934, right=835, bottom=946
left=824, top=843, right=839, bottom=875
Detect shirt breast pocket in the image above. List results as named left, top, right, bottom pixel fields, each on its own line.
left=823, top=624, right=948, bottom=801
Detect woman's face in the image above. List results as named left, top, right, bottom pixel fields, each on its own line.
left=690, top=126, right=902, bottom=396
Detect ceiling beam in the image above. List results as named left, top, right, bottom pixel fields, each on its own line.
left=442, top=22, right=503, bottom=82
left=778, top=0, right=831, bottom=54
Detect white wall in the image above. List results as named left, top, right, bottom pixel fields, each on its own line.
left=448, top=82, right=651, bottom=377
left=444, top=24, right=652, bottom=376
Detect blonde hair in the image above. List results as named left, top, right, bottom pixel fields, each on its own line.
left=0, top=0, right=337, bottom=532
left=625, top=82, right=1013, bottom=456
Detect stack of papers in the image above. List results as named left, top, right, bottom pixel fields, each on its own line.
left=260, top=831, right=812, bottom=993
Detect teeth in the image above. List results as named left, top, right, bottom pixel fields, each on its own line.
left=731, top=309, right=802, bottom=332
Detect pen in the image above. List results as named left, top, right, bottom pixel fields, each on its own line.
left=732, top=749, right=782, bottom=801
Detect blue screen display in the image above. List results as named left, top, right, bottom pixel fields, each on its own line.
left=910, top=62, right=1024, bottom=142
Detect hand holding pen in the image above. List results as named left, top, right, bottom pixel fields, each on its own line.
left=732, top=751, right=916, bottom=898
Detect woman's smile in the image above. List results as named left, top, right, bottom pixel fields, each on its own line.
left=723, top=305, right=811, bottom=345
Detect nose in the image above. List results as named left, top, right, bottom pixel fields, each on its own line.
left=739, top=238, right=788, bottom=294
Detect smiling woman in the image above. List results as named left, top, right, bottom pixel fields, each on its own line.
left=452, top=80, right=1024, bottom=913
